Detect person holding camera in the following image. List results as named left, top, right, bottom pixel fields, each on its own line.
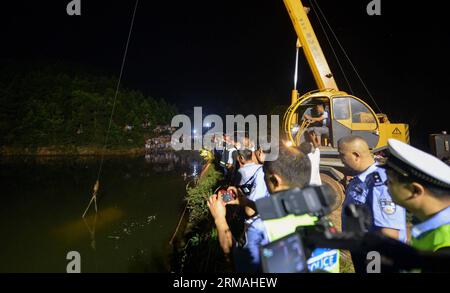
left=207, top=148, right=269, bottom=272
left=338, top=136, right=407, bottom=272
left=384, top=139, right=450, bottom=255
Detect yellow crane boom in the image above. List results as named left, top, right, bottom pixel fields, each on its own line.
left=283, top=0, right=338, bottom=91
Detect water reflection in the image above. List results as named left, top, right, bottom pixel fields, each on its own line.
left=143, top=151, right=203, bottom=176
left=83, top=214, right=97, bottom=250
left=0, top=151, right=201, bottom=272
left=53, top=206, right=124, bottom=244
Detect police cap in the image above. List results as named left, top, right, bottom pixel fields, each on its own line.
left=382, top=139, right=450, bottom=189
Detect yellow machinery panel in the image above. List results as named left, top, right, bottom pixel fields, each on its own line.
left=377, top=123, right=410, bottom=148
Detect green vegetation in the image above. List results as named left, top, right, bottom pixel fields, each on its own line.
left=174, top=161, right=231, bottom=272
left=0, top=64, right=176, bottom=153
left=186, top=164, right=222, bottom=227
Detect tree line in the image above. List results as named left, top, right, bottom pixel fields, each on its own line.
left=0, top=64, right=177, bottom=149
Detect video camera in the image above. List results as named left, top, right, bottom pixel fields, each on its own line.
left=255, top=186, right=450, bottom=273
left=255, top=185, right=342, bottom=273
left=255, top=185, right=337, bottom=220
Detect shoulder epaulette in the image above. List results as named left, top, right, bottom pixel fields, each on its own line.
left=366, top=171, right=384, bottom=187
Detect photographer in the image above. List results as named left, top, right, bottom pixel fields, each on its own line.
left=261, top=144, right=317, bottom=240
left=207, top=147, right=269, bottom=272
left=384, top=139, right=450, bottom=257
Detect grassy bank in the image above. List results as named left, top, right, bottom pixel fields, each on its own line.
left=171, top=161, right=232, bottom=273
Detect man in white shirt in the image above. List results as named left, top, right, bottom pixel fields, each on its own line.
left=299, top=141, right=322, bottom=186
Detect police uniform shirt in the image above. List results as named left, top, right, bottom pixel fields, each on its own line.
left=384, top=139, right=450, bottom=251
left=411, top=205, right=450, bottom=251
left=237, top=163, right=269, bottom=202
left=343, top=163, right=408, bottom=242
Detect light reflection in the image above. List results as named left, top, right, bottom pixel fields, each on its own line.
left=53, top=206, right=124, bottom=243
left=192, top=162, right=198, bottom=177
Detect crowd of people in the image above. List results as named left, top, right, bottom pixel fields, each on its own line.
left=205, top=134, right=450, bottom=273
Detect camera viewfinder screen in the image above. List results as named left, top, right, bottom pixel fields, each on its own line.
left=261, top=233, right=307, bottom=273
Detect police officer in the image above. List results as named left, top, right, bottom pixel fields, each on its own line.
left=338, top=136, right=407, bottom=273
left=384, top=139, right=450, bottom=256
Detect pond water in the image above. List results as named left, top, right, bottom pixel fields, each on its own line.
left=0, top=152, right=201, bottom=273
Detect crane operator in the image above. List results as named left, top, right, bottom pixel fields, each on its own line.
left=304, top=104, right=330, bottom=146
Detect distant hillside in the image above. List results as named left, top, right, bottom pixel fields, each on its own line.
left=0, top=64, right=177, bottom=153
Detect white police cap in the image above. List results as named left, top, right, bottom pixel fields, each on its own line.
left=386, top=139, right=450, bottom=189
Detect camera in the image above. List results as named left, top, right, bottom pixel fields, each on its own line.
left=255, top=185, right=340, bottom=273
left=255, top=185, right=337, bottom=220
left=260, top=232, right=308, bottom=273
left=256, top=187, right=450, bottom=273
left=218, top=189, right=235, bottom=203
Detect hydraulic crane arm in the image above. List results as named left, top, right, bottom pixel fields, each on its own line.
left=283, top=0, right=338, bottom=91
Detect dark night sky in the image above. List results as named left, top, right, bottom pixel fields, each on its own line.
left=1, top=0, right=450, bottom=148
